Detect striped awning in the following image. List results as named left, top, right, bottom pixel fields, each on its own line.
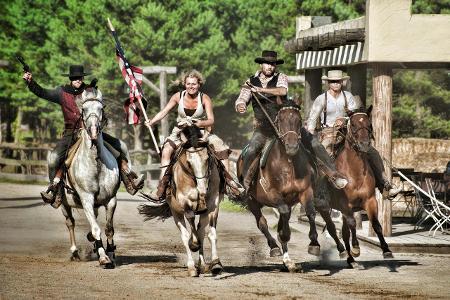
left=296, top=42, right=364, bottom=70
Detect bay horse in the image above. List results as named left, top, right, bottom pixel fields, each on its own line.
left=60, top=88, right=120, bottom=268
left=139, top=125, right=224, bottom=277
left=238, top=104, right=341, bottom=272
left=320, top=109, right=393, bottom=267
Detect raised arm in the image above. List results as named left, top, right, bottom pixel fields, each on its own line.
left=147, top=93, right=179, bottom=126
left=23, top=72, right=60, bottom=104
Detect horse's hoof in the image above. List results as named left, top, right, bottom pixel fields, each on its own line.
left=339, top=250, right=347, bottom=259
left=70, top=250, right=81, bottom=261
left=188, top=267, right=199, bottom=277
left=350, top=246, right=361, bottom=257
left=269, top=247, right=282, bottom=257
left=104, top=261, right=116, bottom=269
left=308, top=245, right=320, bottom=256
left=383, top=251, right=394, bottom=259
left=99, top=256, right=111, bottom=266
left=210, top=259, right=223, bottom=276
left=86, top=232, right=95, bottom=242
left=188, top=240, right=200, bottom=253
left=284, top=261, right=298, bottom=273
left=198, top=264, right=207, bottom=275
left=349, top=262, right=360, bottom=269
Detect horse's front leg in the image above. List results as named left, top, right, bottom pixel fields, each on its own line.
left=317, top=207, right=346, bottom=258
left=342, top=215, right=357, bottom=268
left=196, top=214, right=208, bottom=274
left=364, top=196, right=393, bottom=258
left=277, top=204, right=297, bottom=272
left=61, top=203, right=80, bottom=261
left=300, top=188, right=320, bottom=256
left=104, top=196, right=117, bottom=268
left=248, top=197, right=281, bottom=257
left=207, top=192, right=223, bottom=276
left=173, top=211, right=198, bottom=277
left=80, top=192, right=110, bottom=266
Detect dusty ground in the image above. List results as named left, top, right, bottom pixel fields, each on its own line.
left=1, top=183, right=449, bottom=299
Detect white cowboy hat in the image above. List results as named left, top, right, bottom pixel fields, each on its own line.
left=321, top=70, right=350, bottom=81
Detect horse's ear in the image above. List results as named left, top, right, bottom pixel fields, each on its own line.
left=96, top=89, right=102, bottom=101
left=367, top=105, right=373, bottom=118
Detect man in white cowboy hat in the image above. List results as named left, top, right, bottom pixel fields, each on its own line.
left=23, top=65, right=144, bottom=208
left=307, top=69, right=400, bottom=195
left=236, top=51, right=348, bottom=191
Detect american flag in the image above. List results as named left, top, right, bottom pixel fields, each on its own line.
left=116, top=51, right=147, bottom=125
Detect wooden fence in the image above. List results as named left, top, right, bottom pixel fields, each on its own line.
left=0, top=143, right=242, bottom=188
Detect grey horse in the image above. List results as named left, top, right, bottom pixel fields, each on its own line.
left=60, top=88, right=120, bottom=268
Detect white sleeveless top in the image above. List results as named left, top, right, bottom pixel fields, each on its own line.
left=176, top=90, right=205, bottom=122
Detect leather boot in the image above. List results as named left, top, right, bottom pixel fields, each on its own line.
left=243, top=158, right=260, bottom=192
left=40, top=181, right=64, bottom=209
left=147, top=173, right=171, bottom=203
left=121, top=170, right=145, bottom=195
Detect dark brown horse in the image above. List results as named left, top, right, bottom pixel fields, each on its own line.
left=320, top=110, right=393, bottom=267
left=238, top=104, right=339, bottom=272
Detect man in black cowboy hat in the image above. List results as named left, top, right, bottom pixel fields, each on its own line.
left=23, top=65, right=144, bottom=208
left=235, top=51, right=348, bottom=191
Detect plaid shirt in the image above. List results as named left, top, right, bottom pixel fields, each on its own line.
left=235, top=71, right=288, bottom=108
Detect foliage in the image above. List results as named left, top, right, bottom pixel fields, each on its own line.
left=0, top=0, right=448, bottom=148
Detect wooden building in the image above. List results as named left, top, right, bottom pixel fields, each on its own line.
left=285, top=0, right=450, bottom=236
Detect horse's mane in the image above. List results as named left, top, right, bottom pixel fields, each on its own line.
left=81, top=87, right=103, bottom=104
left=181, top=125, right=203, bottom=148
left=280, top=100, right=301, bottom=111
left=348, top=105, right=372, bottom=117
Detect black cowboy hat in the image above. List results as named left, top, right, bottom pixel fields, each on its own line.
left=62, top=65, right=90, bottom=77
left=254, top=50, right=284, bottom=65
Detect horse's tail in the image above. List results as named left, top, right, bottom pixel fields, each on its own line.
left=138, top=194, right=172, bottom=221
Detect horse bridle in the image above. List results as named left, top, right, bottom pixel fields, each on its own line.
left=82, top=98, right=105, bottom=134
left=345, top=112, right=373, bottom=152
left=275, top=106, right=302, bottom=143
left=178, top=147, right=211, bottom=181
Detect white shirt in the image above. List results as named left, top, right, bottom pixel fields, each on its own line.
left=306, top=90, right=360, bottom=132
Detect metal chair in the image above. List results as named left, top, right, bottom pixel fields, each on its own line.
left=425, top=178, right=450, bottom=237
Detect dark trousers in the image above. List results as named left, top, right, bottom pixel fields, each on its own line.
left=242, top=129, right=271, bottom=177
left=367, top=145, right=387, bottom=189
left=48, top=131, right=126, bottom=182
left=300, top=128, right=337, bottom=173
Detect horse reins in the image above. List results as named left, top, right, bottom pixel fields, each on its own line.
left=343, top=112, right=373, bottom=152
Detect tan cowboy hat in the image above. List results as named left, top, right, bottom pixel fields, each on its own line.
left=255, top=50, right=284, bottom=65
left=321, top=70, right=349, bottom=81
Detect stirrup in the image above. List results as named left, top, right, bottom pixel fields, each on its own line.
left=329, top=176, right=348, bottom=189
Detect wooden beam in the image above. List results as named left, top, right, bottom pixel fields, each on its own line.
left=287, top=75, right=305, bottom=84
left=141, top=75, right=160, bottom=95
left=141, top=66, right=177, bottom=74
left=371, top=63, right=393, bottom=237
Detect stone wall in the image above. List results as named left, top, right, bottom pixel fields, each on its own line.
left=392, top=138, right=450, bottom=173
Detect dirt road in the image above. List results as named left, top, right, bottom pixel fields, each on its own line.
left=1, top=183, right=449, bottom=299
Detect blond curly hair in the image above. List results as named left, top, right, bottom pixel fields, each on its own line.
left=181, top=69, right=204, bottom=87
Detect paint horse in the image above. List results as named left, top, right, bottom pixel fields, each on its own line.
left=139, top=125, right=224, bottom=277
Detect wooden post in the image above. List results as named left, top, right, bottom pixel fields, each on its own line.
left=159, top=71, right=168, bottom=141
left=141, top=66, right=176, bottom=144
left=304, top=69, right=322, bottom=118
left=370, top=63, right=393, bottom=237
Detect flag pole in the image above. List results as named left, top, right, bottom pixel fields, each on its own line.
left=107, top=18, right=160, bottom=154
